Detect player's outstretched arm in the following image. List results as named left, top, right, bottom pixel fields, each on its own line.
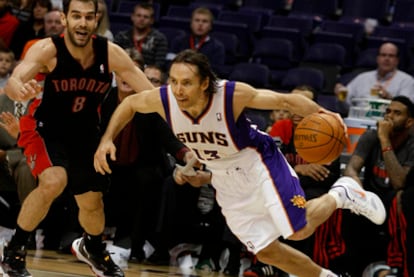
left=233, top=82, right=346, bottom=134
left=108, top=42, right=154, bottom=93
left=5, top=38, right=54, bottom=101
left=94, top=89, right=163, bottom=174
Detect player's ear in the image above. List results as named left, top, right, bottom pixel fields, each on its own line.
left=200, top=76, right=209, bottom=92
left=61, top=12, right=67, bottom=27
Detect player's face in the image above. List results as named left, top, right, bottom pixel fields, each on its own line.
left=169, top=63, right=209, bottom=112
left=384, top=101, right=412, bottom=132
left=63, top=0, right=97, bottom=47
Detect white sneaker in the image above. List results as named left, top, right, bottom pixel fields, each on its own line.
left=330, top=176, right=386, bottom=225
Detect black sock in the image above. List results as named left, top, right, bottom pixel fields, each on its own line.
left=84, top=233, right=105, bottom=252
left=8, top=225, right=32, bottom=249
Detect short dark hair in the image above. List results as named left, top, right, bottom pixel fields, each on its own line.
left=171, top=49, right=218, bottom=95
left=377, top=42, right=400, bottom=58
left=32, top=0, right=52, bottom=12
left=134, top=2, right=154, bottom=17
left=63, top=0, right=98, bottom=14
left=392, top=96, right=414, bottom=118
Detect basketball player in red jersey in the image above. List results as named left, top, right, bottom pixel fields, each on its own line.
left=1, top=0, right=153, bottom=276
left=95, top=50, right=387, bottom=277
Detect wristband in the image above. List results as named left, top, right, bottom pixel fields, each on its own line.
left=382, top=146, right=393, bottom=153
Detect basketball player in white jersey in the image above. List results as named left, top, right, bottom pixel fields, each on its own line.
left=94, top=50, right=386, bottom=277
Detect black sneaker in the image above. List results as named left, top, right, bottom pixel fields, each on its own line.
left=71, top=237, right=124, bottom=277
left=0, top=245, right=32, bottom=277
left=243, top=262, right=278, bottom=277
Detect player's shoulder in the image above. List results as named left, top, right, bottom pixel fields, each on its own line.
left=107, top=40, right=123, bottom=52
left=24, top=37, right=56, bottom=60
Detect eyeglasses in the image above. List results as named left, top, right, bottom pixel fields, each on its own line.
left=378, top=53, right=397, bottom=58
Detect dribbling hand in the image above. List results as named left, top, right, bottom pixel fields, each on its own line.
left=318, top=108, right=348, bottom=138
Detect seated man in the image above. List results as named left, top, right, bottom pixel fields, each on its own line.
left=335, top=42, right=414, bottom=116
left=167, top=7, right=225, bottom=67
left=343, top=96, right=414, bottom=275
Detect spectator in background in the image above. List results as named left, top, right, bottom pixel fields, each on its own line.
left=400, top=167, right=414, bottom=277
left=10, top=0, right=52, bottom=59
left=266, top=109, right=291, bottom=133
left=0, top=47, right=15, bottom=91
left=0, top=0, right=19, bottom=48
left=20, top=8, right=64, bottom=59
left=334, top=42, right=414, bottom=116
left=114, top=2, right=168, bottom=69
left=343, top=96, right=414, bottom=276
left=95, top=0, right=113, bottom=41
left=144, top=64, right=167, bottom=87
left=0, top=93, right=36, bottom=205
left=9, top=0, right=33, bottom=22
left=167, top=7, right=225, bottom=67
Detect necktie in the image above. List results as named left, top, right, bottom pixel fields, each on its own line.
left=15, top=102, right=24, bottom=120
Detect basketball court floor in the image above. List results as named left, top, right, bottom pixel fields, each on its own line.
left=2, top=249, right=225, bottom=277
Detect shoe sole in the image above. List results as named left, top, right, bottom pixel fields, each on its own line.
left=71, top=239, right=106, bottom=277
left=0, top=264, right=32, bottom=277
left=244, top=272, right=260, bottom=277
left=332, top=177, right=386, bottom=225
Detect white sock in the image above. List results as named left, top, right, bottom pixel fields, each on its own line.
left=328, top=188, right=343, bottom=209
left=319, top=268, right=338, bottom=277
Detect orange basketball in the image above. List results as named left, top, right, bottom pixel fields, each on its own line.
left=293, top=113, right=347, bottom=164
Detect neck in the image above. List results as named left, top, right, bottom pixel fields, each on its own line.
left=134, top=27, right=150, bottom=38
left=391, top=130, right=409, bottom=148
left=63, top=33, right=94, bottom=67
left=186, top=92, right=210, bottom=119
left=377, top=69, right=395, bottom=79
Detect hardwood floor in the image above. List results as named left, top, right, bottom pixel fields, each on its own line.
left=21, top=250, right=220, bottom=277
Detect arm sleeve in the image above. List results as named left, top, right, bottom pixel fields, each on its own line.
left=152, top=113, right=188, bottom=162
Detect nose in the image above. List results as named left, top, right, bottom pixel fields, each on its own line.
left=79, top=16, right=87, bottom=26
left=175, top=84, right=183, bottom=94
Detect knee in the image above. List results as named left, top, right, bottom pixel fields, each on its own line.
left=256, top=241, right=285, bottom=265
left=77, top=192, right=104, bottom=213
left=38, top=171, right=66, bottom=200
left=288, top=226, right=312, bottom=241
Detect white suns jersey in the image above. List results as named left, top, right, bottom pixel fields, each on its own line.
left=159, top=80, right=273, bottom=169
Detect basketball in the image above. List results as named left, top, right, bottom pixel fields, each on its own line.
left=293, top=113, right=347, bottom=164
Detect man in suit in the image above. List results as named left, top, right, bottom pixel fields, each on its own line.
left=0, top=93, right=36, bottom=205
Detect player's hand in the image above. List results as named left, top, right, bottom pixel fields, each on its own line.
left=183, top=151, right=202, bottom=168
left=94, top=140, right=116, bottom=175
left=0, top=112, right=20, bottom=139
left=318, top=108, right=347, bottom=138
left=12, top=79, right=42, bottom=101
left=295, top=164, right=330, bottom=181
left=173, top=168, right=212, bottom=187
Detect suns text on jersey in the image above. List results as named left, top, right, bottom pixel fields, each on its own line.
left=176, top=131, right=229, bottom=146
